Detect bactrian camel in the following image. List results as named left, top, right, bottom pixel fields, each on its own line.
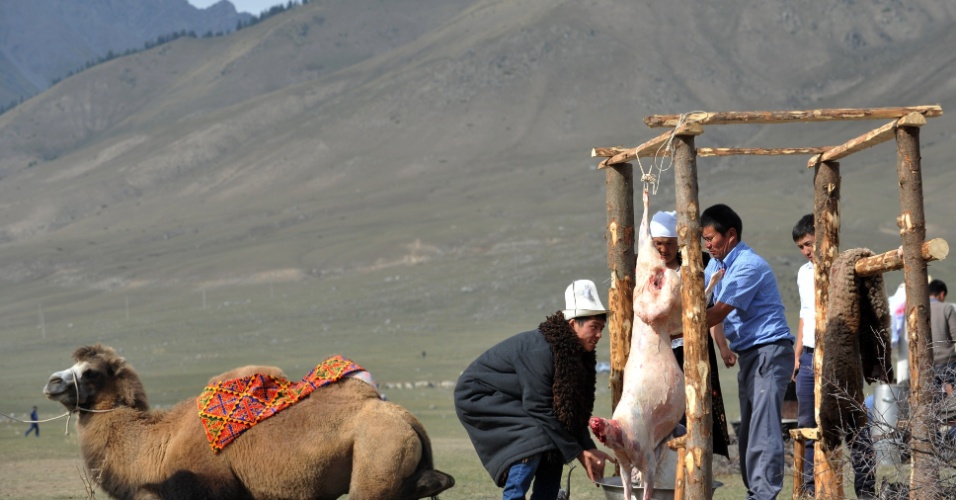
left=43, top=344, right=455, bottom=500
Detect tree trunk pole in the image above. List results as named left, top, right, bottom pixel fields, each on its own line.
left=813, top=160, right=843, bottom=499
left=896, top=123, right=939, bottom=497
left=673, top=130, right=713, bottom=498
left=605, top=163, right=635, bottom=414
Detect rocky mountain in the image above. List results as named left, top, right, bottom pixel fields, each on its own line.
left=0, top=0, right=253, bottom=109
left=0, top=0, right=955, bottom=348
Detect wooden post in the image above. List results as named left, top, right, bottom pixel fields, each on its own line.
left=667, top=436, right=688, bottom=500
left=673, top=127, right=712, bottom=498
left=896, top=120, right=939, bottom=496
left=792, top=437, right=806, bottom=499
left=813, top=160, right=843, bottom=499
left=606, top=163, right=635, bottom=414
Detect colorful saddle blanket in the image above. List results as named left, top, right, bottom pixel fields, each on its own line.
left=197, top=355, right=364, bottom=453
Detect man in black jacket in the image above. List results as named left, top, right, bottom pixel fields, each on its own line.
left=454, top=279, right=615, bottom=500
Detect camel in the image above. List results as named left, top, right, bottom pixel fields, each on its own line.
left=43, top=343, right=455, bottom=500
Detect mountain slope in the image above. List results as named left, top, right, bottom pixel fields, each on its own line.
left=0, top=0, right=252, bottom=106
left=0, top=0, right=953, bottom=346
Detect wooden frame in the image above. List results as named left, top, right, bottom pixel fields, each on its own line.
left=592, top=105, right=944, bottom=499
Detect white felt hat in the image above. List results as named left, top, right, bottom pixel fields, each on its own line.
left=650, top=210, right=678, bottom=238
left=562, top=280, right=608, bottom=319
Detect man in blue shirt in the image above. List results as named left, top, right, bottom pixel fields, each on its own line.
left=702, top=204, right=794, bottom=500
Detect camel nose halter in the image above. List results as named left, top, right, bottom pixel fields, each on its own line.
left=62, top=366, right=120, bottom=432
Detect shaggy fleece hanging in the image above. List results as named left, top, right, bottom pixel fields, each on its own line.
left=198, top=355, right=364, bottom=453
left=819, top=248, right=893, bottom=450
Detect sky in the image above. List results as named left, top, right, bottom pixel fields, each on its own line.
left=187, top=0, right=286, bottom=15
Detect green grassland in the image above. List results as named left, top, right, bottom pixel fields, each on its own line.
left=2, top=268, right=886, bottom=499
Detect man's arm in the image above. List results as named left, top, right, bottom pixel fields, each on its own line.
left=710, top=323, right=736, bottom=368
left=793, top=318, right=804, bottom=381
left=947, top=304, right=956, bottom=343
left=706, top=301, right=735, bottom=329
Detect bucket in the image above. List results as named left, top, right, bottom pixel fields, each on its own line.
left=595, top=476, right=722, bottom=500
left=873, top=439, right=902, bottom=467
left=871, top=383, right=909, bottom=466
left=872, top=383, right=908, bottom=440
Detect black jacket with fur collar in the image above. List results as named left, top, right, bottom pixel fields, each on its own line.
left=454, top=312, right=597, bottom=486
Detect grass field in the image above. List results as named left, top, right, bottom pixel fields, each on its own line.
left=0, top=378, right=769, bottom=500
left=0, top=271, right=915, bottom=499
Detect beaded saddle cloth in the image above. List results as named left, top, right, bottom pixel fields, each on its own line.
left=197, top=355, right=364, bottom=453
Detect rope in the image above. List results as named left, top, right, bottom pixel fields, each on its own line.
left=634, top=111, right=705, bottom=196
left=0, top=410, right=70, bottom=424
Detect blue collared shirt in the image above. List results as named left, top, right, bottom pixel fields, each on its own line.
left=705, top=241, right=793, bottom=352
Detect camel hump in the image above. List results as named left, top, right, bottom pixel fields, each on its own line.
left=404, top=469, right=455, bottom=499
left=207, top=365, right=287, bottom=385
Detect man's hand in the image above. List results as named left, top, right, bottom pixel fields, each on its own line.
left=577, top=448, right=616, bottom=484
left=719, top=345, right=737, bottom=368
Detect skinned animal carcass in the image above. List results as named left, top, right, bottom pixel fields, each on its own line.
left=589, top=190, right=685, bottom=500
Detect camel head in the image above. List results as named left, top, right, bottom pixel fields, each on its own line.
left=44, top=343, right=149, bottom=412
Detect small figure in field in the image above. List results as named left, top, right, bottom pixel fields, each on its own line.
left=24, top=406, right=39, bottom=437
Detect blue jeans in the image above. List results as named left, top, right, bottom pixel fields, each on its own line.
left=502, top=454, right=563, bottom=500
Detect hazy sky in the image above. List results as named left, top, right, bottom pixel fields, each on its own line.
left=188, top=0, right=286, bottom=15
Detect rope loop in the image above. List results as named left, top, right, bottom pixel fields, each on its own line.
left=636, top=110, right=706, bottom=197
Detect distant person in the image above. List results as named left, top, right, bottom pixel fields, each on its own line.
left=649, top=209, right=732, bottom=457
left=929, top=279, right=956, bottom=396
left=791, top=213, right=875, bottom=498
left=702, top=203, right=794, bottom=500
left=454, top=279, right=615, bottom=500
left=24, top=406, right=39, bottom=437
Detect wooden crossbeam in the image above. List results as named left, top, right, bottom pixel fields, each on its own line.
left=592, top=147, right=626, bottom=158
left=807, top=113, right=927, bottom=168
left=697, top=147, right=832, bottom=157
left=593, top=122, right=703, bottom=168
left=855, top=238, right=948, bottom=277
left=645, top=105, right=943, bottom=128
left=790, top=427, right=821, bottom=441
left=592, top=146, right=833, bottom=160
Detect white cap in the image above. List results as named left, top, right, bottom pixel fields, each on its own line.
left=650, top=211, right=678, bottom=238
left=562, top=280, right=608, bottom=319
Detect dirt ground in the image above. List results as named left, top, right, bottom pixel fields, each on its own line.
left=0, top=458, right=103, bottom=499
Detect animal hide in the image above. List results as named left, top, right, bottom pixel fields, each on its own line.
left=820, top=248, right=893, bottom=450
